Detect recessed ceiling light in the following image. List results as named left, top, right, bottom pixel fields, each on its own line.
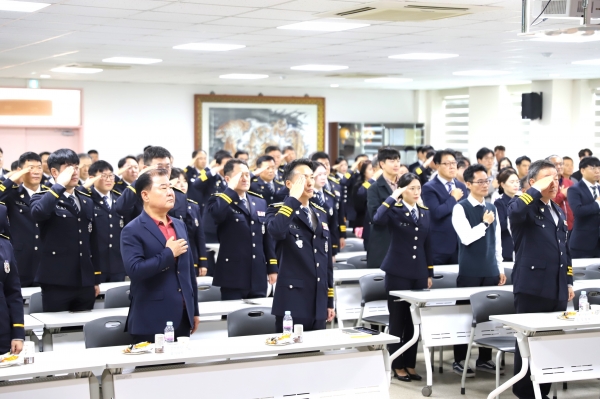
left=102, top=57, right=162, bottom=65
left=277, top=20, right=370, bottom=32
left=365, top=77, right=413, bottom=83
left=0, top=0, right=50, bottom=12
left=174, top=43, right=245, bottom=52
left=291, top=65, right=348, bottom=71
left=40, top=75, right=51, bottom=79
left=330, top=84, right=340, bottom=88
left=572, top=58, right=600, bottom=65
left=51, top=66, right=103, bottom=74
left=219, top=74, right=268, bottom=80
left=453, top=70, right=510, bottom=77
left=389, top=53, right=459, bottom=60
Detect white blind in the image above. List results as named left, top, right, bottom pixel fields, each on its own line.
left=443, top=95, right=469, bottom=156
left=595, top=90, right=600, bottom=150
left=511, top=92, right=531, bottom=147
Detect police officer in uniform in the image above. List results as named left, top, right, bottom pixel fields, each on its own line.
left=372, top=172, right=432, bottom=382
left=87, top=161, right=127, bottom=282
left=0, top=152, right=45, bottom=287
left=207, top=159, right=277, bottom=300
left=113, top=155, right=139, bottom=195
left=312, top=162, right=340, bottom=256
left=508, top=159, right=574, bottom=399
left=0, top=204, right=24, bottom=356
left=250, top=155, right=287, bottom=205
left=184, top=150, right=208, bottom=206
left=266, top=159, right=335, bottom=332
left=31, top=149, right=102, bottom=312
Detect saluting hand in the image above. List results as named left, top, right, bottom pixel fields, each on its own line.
left=227, top=171, right=242, bottom=190
left=483, top=210, right=495, bottom=224
left=166, top=237, right=188, bottom=257
left=289, top=175, right=306, bottom=199
left=253, top=165, right=268, bottom=176
left=423, top=156, right=434, bottom=168
left=8, top=166, right=32, bottom=181
left=531, top=175, right=555, bottom=191
left=56, top=166, right=75, bottom=186
left=450, top=188, right=464, bottom=201
left=391, top=186, right=406, bottom=200
left=83, top=174, right=102, bottom=189
left=351, top=160, right=362, bottom=172
left=138, top=165, right=157, bottom=176
left=117, top=164, right=132, bottom=176
left=373, top=169, right=384, bottom=180
left=331, top=163, right=341, bottom=171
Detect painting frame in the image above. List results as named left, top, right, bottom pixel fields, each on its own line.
left=194, top=94, right=326, bottom=160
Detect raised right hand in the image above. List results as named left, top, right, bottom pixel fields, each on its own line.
left=289, top=175, right=306, bottom=199
left=9, top=166, right=33, bottom=181
left=483, top=210, right=495, bottom=224
left=227, top=172, right=242, bottom=190
left=450, top=188, right=464, bottom=201
left=373, top=169, right=384, bottom=180
left=531, top=175, right=555, bottom=192
left=391, top=186, right=406, bottom=200
left=166, top=237, right=188, bottom=257
left=83, top=174, right=102, bottom=189
left=56, top=166, right=75, bottom=186
left=253, top=165, right=268, bottom=176
left=139, top=165, right=157, bottom=176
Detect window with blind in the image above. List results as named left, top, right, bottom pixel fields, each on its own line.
left=443, top=95, right=469, bottom=156
left=595, top=90, right=600, bottom=150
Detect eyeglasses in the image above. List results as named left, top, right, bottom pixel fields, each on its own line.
left=471, top=180, right=490, bottom=185
left=587, top=166, right=600, bottom=171
left=100, top=173, right=115, bottom=180
left=440, top=162, right=457, bottom=167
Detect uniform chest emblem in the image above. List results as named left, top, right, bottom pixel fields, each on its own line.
left=88, top=222, right=93, bottom=233
left=257, top=211, right=265, bottom=217
left=195, top=218, right=199, bottom=227
left=120, top=219, right=124, bottom=228
left=540, top=208, right=545, bottom=212
left=262, top=224, right=266, bottom=234
left=20, top=194, right=24, bottom=198
left=296, top=239, right=303, bottom=248
left=329, top=207, right=333, bottom=216
left=322, top=222, right=329, bottom=231
left=4, top=260, right=9, bottom=274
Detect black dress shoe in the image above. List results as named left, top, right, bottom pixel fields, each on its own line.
left=405, top=369, right=422, bottom=381
left=393, top=370, right=411, bottom=382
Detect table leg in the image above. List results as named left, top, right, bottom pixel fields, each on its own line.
left=532, top=380, right=543, bottom=399
left=487, top=332, right=530, bottom=399
left=101, top=369, right=116, bottom=399
left=41, top=328, right=54, bottom=352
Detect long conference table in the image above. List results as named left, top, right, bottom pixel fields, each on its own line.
left=0, top=329, right=399, bottom=399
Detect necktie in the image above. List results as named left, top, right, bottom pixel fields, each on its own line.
left=593, top=186, right=598, bottom=200
left=316, top=191, right=325, bottom=207
left=68, top=196, right=79, bottom=214
left=268, top=182, right=275, bottom=194
left=547, top=204, right=557, bottom=225
left=240, top=197, right=249, bottom=211
left=302, top=207, right=313, bottom=230
left=411, top=208, right=418, bottom=224
left=103, top=196, right=111, bottom=210
left=446, top=182, right=453, bottom=194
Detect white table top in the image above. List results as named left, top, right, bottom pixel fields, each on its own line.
left=333, top=269, right=382, bottom=283
left=0, top=350, right=105, bottom=380
left=490, top=312, right=600, bottom=332
left=335, top=251, right=367, bottom=262
left=97, top=329, right=399, bottom=369
left=31, top=297, right=273, bottom=329
left=24, top=314, right=43, bottom=331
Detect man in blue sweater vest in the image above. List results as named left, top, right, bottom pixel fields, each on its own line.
left=451, top=164, right=506, bottom=377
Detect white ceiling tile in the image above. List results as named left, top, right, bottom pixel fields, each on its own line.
left=127, top=11, right=219, bottom=23
left=184, top=0, right=289, bottom=6
left=62, top=0, right=171, bottom=11
left=39, top=4, right=141, bottom=18
left=152, top=3, right=256, bottom=16
left=235, top=8, right=317, bottom=21
left=273, top=0, right=365, bottom=13
left=182, top=24, right=262, bottom=34
left=205, top=17, right=296, bottom=28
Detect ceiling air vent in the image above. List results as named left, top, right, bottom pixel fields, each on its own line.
left=318, top=1, right=497, bottom=22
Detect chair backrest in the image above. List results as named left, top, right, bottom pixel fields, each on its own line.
left=227, top=307, right=277, bottom=337
left=197, top=285, right=221, bottom=302
left=585, top=264, right=600, bottom=273
left=104, top=286, right=131, bottom=309
left=573, top=287, right=600, bottom=309
left=504, top=271, right=513, bottom=285
left=83, top=316, right=132, bottom=349
left=29, top=292, right=43, bottom=314
left=347, top=255, right=368, bottom=269
left=358, top=273, right=387, bottom=305
left=469, top=290, right=515, bottom=326
left=573, top=270, right=600, bottom=281
left=333, top=263, right=356, bottom=270
left=430, top=271, right=458, bottom=289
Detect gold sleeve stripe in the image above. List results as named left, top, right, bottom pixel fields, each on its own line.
left=127, top=185, right=137, bottom=194
left=428, top=266, right=434, bottom=269
left=49, top=189, right=59, bottom=198
left=332, top=245, right=338, bottom=248
left=382, top=202, right=390, bottom=208
left=340, top=225, right=347, bottom=232
left=194, top=264, right=198, bottom=267
left=269, top=259, right=278, bottom=264
left=200, top=257, right=207, bottom=261
left=277, top=209, right=292, bottom=217
left=0, top=184, right=5, bottom=192
left=94, top=271, right=102, bottom=275
left=281, top=205, right=293, bottom=213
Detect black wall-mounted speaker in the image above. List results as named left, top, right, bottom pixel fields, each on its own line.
left=521, top=92, right=543, bottom=120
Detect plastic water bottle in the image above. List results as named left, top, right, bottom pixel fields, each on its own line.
left=283, top=311, right=293, bottom=335
left=579, top=291, right=589, bottom=313
left=164, top=321, right=175, bottom=343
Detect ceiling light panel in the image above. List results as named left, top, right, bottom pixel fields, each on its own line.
left=389, top=53, right=459, bottom=60
left=278, top=20, right=370, bottom=32
left=173, top=43, right=246, bottom=51
left=291, top=64, right=349, bottom=71
left=102, top=57, right=162, bottom=64
left=219, top=74, right=268, bottom=79
left=0, top=0, right=50, bottom=12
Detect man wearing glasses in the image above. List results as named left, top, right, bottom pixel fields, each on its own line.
left=85, top=160, right=127, bottom=282
left=547, top=155, right=573, bottom=232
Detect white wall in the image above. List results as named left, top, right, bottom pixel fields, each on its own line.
left=0, top=78, right=415, bottom=168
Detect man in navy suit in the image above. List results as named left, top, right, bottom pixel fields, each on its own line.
left=421, top=149, right=467, bottom=264
left=120, top=169, right=200, bottom=343
left=567, top=156, right=600, bottom=258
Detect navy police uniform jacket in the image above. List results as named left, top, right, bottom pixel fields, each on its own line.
left=0, top=178, right=44, bottom=286
left=89, top=188, right=126, bottom=280
left=567, top=179, right=600, bottom=252
left=266, top=197, right=334, bottom=320
left=250, top=176, right=286, bottom=205
left=184, top=198, right=209, bottom=274
left=318, top=189, right=343, bottom=255
left=30, top=184, right=102, bottom=287
left=373, top=197, right=434, bottom=279
left=120, top=210, right=199, bottom=335
left=508, top=188, right=573, bottom=301
left=184, top=166, right=210, bottom=210
left=0, top=226, right=25, bottom=352
left=191, top=169, right=228, bottom=242
left=207, top=188, right=277, bottom=291
left=112, top=178, right=133, bottom=195
left=494, top=193, right=515, bottom=261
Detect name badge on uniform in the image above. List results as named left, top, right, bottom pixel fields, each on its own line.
left=56, top=205, right=67, bottom=210
left=88, top=222, right=93, bottom=233
left=4, top=260, right=9, bottom=274
left=325, top=241, right=328, bottom=253
left=296, top=239, right=303, bottom=248
left=262, top=224, right=266, bottom=234
left=257, top=211, right=265, bottom=217
left=335, top=190, right=340, bottom=197
left=120, top=219, right=124, bottom=228
left=322, top=222, right=329, bottom=231
left=195, top=218, right=199, bottom=227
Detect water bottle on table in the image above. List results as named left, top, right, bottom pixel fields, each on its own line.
left=164, top=321, right=175, bottom=353
left=580, top=291, right=589, bottom=312
left=283, top=311, right=293, bottom=335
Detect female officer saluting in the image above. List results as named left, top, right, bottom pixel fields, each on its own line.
left=0, top=203, right=24, bottom=356
left=372, top=172, right=432, bottom=382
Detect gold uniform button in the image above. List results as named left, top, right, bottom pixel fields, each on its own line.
left=109, top=244, right=112, bottom=248
left=253, top=255, right=256, bottom=259
left=415, top=227, right=419, bottom=231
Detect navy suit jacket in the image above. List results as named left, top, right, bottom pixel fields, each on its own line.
left=567, top=179, right=600, bottom=251
left=421, top=177, right=468, bottom=256
left=120, top=210, right=199, bottom=335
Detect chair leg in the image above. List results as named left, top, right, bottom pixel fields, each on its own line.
left=439, top=345, right=444, bottom=373
left=563, top=382, right=568, bottom=390
left=461, top=328, right=476, bottom=394
left=496, top=350, right=503, bottom=399
left=553, top=383, right=558, bottom=399
left=430, top=347, right=434, bottom=371
left=501, top=351, right=505, bottom=367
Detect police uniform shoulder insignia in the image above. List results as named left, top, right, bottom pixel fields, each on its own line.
left=344, top=172, right=352, bottom=179
left=0, top=233, right=9, bottom=240
left=41, top=185, right=51, bottom=190
left=3, top=259, right=9, bottom=273
left=183, top=167, right=188, bottom=173
left=310, top=202, right=327, bottom=214
left=116, top=181, right=123, bottom=185
left=275, top=180, right=284, bottom=186
left=270, top=202, right=284, bottom=208
left=12, top=185, right=18, bottom=189
left=394, top=202, right=404, bottom=207
left=328, top=175, right=340, bottom=183
left=172, top=186, right=184, bottom=194
left=76, top=189, right=91, bottom=197
left=323, top=189, right=335, bottom=197
left=362, top=181, right=371, bottom=189
left=248, top=191, right=263, bottom=199
left=187, top=198, right=198, bottom=204
left=0, top=201, right=4, bottom=205
left=252, top=178, right=258, bottom=182
left=418, top=204, right=429, bottom=210
left=111, top=189, right=122, bottom=196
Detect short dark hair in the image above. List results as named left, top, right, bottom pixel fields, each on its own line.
left=10, top=161, right=18, bottom=171
left=425, top=150, right=436, bottom=160
left=265, top=145, right=281, bottom=155
left=48, top=149, right=79, bottom=172
left=118, top=155, right=137, bottom=169
left=579, top=156, right=600, bottom=169
left=494, top=145, right=506, bottom=152
left=433, top=149, right=456, bottom=165
left=312, top=161, right=326, bottom=171
left=310, top=151, right=330, bottom=162
left=87, top=149, right=98, bottom=156
left=515, top=156, right=531, bottom=166
left=398, top=172, right=420, bottom=188
left=234, top=150, right=249, bottom=158
left=498, top=157, right=513, bottom=168
left=143, top=146, right=172, bottom=166
left=18, top=151, right=41, bottom=168
left=358, top=160, right=372, bottom=183
left=283, top=159, right=313, bottom=182
left=136, top=154, right=144, bottom=162
left=457, top=158, right=469, bottom=169
left=497, top=168, right=518, bottom=195
left=563, top=156, right=573, bottom=162
left=283, top=146, right=295, bottom=153
left=135, top=168, right=169, bottom=202
left=191, top=149, right=206, bottom=158
left=527, top=160, right=556, bottom=182
left=143, top=145, right=153, bottom=152
left=78, top=153, right=91, bottom=160
left=256, top=155, right=274, bottom=168
left=215, top=150, right=232, bottom=165
left=335, top=156, right=346, bottom=165
left=223, top=159, right=247, bottom=176
left=39, top=151, right=50, bottom=158
left=354, top=153, right=368, bottom=162
left=463, top=164, right=488, bottom=183
left=377, top=147, right=400, bottom=166
left=579, top=148, right=593, bottom=158
left=476, top=147, right=493, bottom=160
left=88, top=160, right=113, bottom=177
left=417, top=145, right=433, bottom=154
left=170, top=167, right=186, bottom=181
